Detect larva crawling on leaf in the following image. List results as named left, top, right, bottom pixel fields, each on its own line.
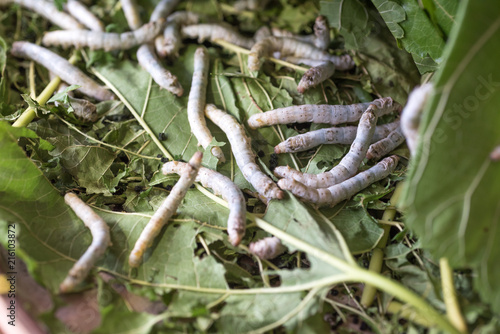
left=150, top=0, right=180, bottom=21
left=181, top=23, right=256, bottom=49
left=297, top=61, right=335, bottom=93
left=249, top=237, right=286, bottom=260
left=156, top=11, right=200, bottom=58
left=0, top=0, right=84, bottom=30
left=162, top=162, right=246, bottom=246
left=248, top=97, right=401, bottom=129
left=60, top=193, right=111, bottom=293
left=188, top=47, right=225, bottom=162
left=366, top=126, right=405, bottom=160
left=271, top=16, right=329, bottom=50
left=274, top=106, right=378, bottom=188
left=254, top=26, right=272, bottom=42
left=204, top=104, right=284, bottom=202
left=282, top=56, right=329, bottom=67
left=129, top=152, right=202, bottom=268
left=11, top=42, right=114, bottom=101
left=42, top=19, right=165, bottom=51
left=120, top=0, right=142, bottom=30
left=247, top=36, right=353, bottom=72
left=278, top=155, right=399, bottom=207
left=66, top=0, right=104, bottom=32
left=274, top=120, right=400, bottom=154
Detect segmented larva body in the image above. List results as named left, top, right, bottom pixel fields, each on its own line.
left=282, top=56, right=329, bottom=67
left=313, top=16, right=330, bottom=50
left=400, top=83, right=434, bottom=155
left=278, top=155, right=399, bottom=207
left=248, top=36, right=354, bottom=71
left=66, top=0, right=104, bottom=32
left=188, top=47, right=225, bottom=162
left=249, top=237, right=285, bottom=260
left=181, top=23, right=256, bottom=49
left=42, top=19, right=165, bottom=51
left=137, top=43, right=184, bottom=96
left=120, top=0, right=142, bottom=30
left=248, top=97, right=401, bottom=129
left=129, top=152, right=202, bottom=268
left=274, top=120, right=400, bottom=154
left=297, top=61, right=335, bottom=93
left=162, top=162, right=246, bottom=245
left=274, top=106, right=377, bottom=188
left=0, top=0, right=84, bottom=30
left=204, top=104, right=284, bottom=202
left=11, top=42, right=114, bottom=101
left=150, top=0, right=180, bottom=21
left=156, top=11, right=200, bottom=58
left=254, top=26, right=272, bottom=42
left=366, top=126, right=405, bottom=160
left=60, top=193, right=111, bottom=293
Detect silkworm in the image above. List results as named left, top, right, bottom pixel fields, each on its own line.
left=137, top=43, right=184, bottom=96
left=366, top=126, right=405, bottom=160
left=181, top=23, right=255, bottom=49
left=248, top=97, right=401, bottom=129
left=150, top=0, right=180, bottom=21
left=156, top=11, right=200, bottom=58
left=297, top=61, right=335, bottom=93
left=313, top=16, right=330, bottom=50
left=274, top=106, right=377, bottom=188
left=254, top=26, right=272, bottom=42
left=278, top=155, right=399, bottom=207
left=129, top=152, right=202, bottom=268
left=249, top=237, right=285, bottom=260
left=204, top=104, right=284, bottom=202
left=162, top=162, right=246, bottom=245
left=401, top=83, right=434, bottom=155
left=248, top=36, right=354, bottom=71
left=66, top=0, right=104, bottom=32
left=0, top=0, right=84, bottom=30
left=11, top=42, right=114, bottom=101
left=42, top=19, right=165, bottom=51
left=120, top=0, right=142, bottom=30
left=188, top=47, right=225, bottom=161
left=282, top=56, right=329, bottom=67
left=60, top=193, right=111, bottom=293
left=234, top=0, right=270, bottom=11
left=274, top=120, right=400, bottom=154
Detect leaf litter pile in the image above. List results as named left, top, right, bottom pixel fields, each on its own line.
left=1, top=0, right=500, bottom=333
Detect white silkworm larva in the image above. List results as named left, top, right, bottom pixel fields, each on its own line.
left=188, top=47, right=225, bottom=162
left=297, top=61, right=335, bottom=93
left=150, top=0, right=180, bottom=21
left=204, top=104, right=284, bottom=202
left=254, top=26, right=272, bottom=42
left=271, top=27, right=315, bottom=45
left=366, top=126, right=405, bottom=160
left=282, top=56, right=328, bottom=67
left=42, top=19, right=165, bottom=51
left=162, top=162, right=246, bottom=246
left=129, top=152, right=202, bottom=268
left=274, top=120, right=400, bottom=154
left=278, top=155, right=399, bottom=207
left=400, top=83, right=434, bottom=156
left=60, top=193, right=111, bottom=293
left=137, top=43, right=184, bottom=96
left=274, top=106, right=378, bottom=188
left=181, top=23, right=255, bottom=49
left=11, top=42, right=114, bottom=101
left=66, top=0, right=104, bottom=32
left=0, top=0, right=84, bottom=30
left=248, top=97, right=401, bottom=129
left=234, top=0, right=270, bottom=11
left=313, top=16, right=330, bottom=50
left=248, top=236, right=286, bottom=260
left=156, top=11, right=200, bottom=57
left=120, top=0, right=142, bottom=30
left=247, top=36, right=354, bottom=71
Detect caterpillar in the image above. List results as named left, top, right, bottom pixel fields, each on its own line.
left=270, top=16, right=329, bottom=50
left=128, top=152, right=202, bottom=268
left=254, top=26, right=272, bottom=42
left=162, top=161, right=246, bottom=246
left=297, top=61, right=335, bottom=93
left=249, top=236, right=285, bottom=260
left=282, top=56, right=329, bottom=67
left=156, top=11, right=200, bottom=58
left=204, top=104, right=284, bottom=202
left=42, top=19, right=165, bottom=51
left=120, top=0, right=142, bottom=30
left=66, top=0, right=104, bottom=32
left=187, top=47, right=225, bottom=161
left=60, top=193, right=111, bottom=293
left=150, top=0, right=180, bottom=21
left=11, top=42, right=114, bottom=101
left=274, top=106, right=377, bottom=188
left=0, top=0, right=84, bottom=30
left=248, top=97, right=401, bottom=129
left=234, top=0, right=270, bottom=11
left=366, top=126, right=405, bottom=160
left=274, top=120, right=400, bottom=154
left=277, top=155, right=399, bottom=207
left=247, top=36, right=353, bottom=71
left=181, top=23, right=256, bottom=49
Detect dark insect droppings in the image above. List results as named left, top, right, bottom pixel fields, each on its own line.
left=161, top=157, right=169, bottom=163
left=360, top=321, right=369, bottom=331
left=190, top=184, right=195, bottom=189
left=157, top=154, right=163, bottom=158
left=257, top=150, right=265, bottom=158
left=166, top=185, right=173, bottom=191
left=134, top=186, right=143, bottom=192
left=158, top=132, right=168, bottom=141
